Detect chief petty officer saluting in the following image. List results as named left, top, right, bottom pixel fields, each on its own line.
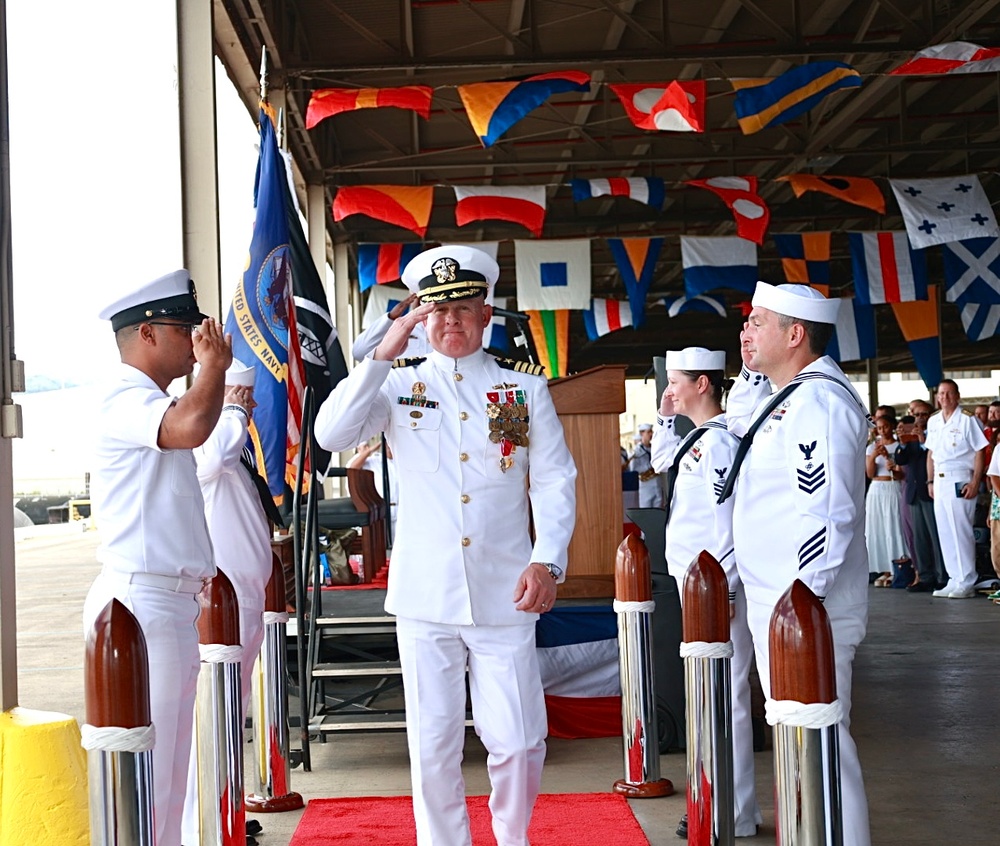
left=315, top=245, right=577, bottom=846
left=84, top=269, right=231, bottom=846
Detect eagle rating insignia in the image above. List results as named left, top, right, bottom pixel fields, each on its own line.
left=796, top=440, right=826, bottom=494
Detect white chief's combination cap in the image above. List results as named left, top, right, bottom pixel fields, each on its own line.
left=638, top=422, right=653, bottom=432
left=98, top=268, right=209, bottom=332
left=401, top=244, right=500, bottom=304
left=226, top=359, right=255, bottom=387
left=665, top=347, right=727, bottom=371
left=751, top=281, right=839, bottom=324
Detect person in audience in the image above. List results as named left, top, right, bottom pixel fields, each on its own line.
left=865, top=415, right=910, bottom=587
left=926, top=380, right=988, bottom=599
left=895, top=401, right=947, bottom=591
left=986, top=441, right=1000, bottom=601
left=313, top=245, right=577, bottom=846
left=630, top=423, right=664, bottom=507
left=650, top=347, right=760, bottom=840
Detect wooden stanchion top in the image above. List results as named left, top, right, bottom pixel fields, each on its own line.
left=614, top=534, right=651, bottom=602
left=682, top=550, right=730, bottom=644
left=769, top=580, right=837, bottom=704
left=197, top=568, right=241, bottom=646
left=264, top=552, right=286, bottom=613
left=85, top=599, right=150, bottom=728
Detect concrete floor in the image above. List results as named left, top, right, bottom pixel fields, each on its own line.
left=12, top=525, right=1000, bottom=844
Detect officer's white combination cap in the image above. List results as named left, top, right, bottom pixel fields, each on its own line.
left=638, top=423, right=653, bottom=431
left=752, top=281, right=839, bottom=324
left=665, top=347, right=726, bottom=371
left=226, top=359, right=255, bottom=387
left=98, top=268, right=209, bottom=332
left=402, top=245, right=499, bottom=304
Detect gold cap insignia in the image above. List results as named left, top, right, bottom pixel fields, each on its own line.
left=431, top=257, right=458, bottom=284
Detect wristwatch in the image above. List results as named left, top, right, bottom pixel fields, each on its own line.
left=537, top=562, right=563, bottom=580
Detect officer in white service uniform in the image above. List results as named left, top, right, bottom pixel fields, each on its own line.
left=314, top=245, right=577, bottom=846
left=84, top=269, right=231, bottom=846
left=182, top=359, right=280, bottom=845
left=925, top=378, right=987, bottom=598
left=721, top=282, right=872, bottom=846
left=649, top=347, right=760, bottom=839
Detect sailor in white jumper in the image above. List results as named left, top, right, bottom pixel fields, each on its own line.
left=650, top=347, right=761, bottom=838
left=723, top=282, right=872, bottom=846
left=314, top=245, right=577, bottom=846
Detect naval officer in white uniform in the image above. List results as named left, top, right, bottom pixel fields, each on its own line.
left=182, top=359, right=280, bottom=845
left=650, top=347, right=761, bottom=839
left=84, top=269, right=231, bottom=846
left=722, top=282, right=872, bottom=846
left=925, top=378, right=987, bottom=598
left=314, top=245, right=577, bottom=846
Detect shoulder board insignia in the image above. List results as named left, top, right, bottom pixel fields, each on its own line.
left=494, top=357, right=546, bottom=377
left=961, top=409, right=973, bottom=416
left=930, top=410, right=942, bottom=417
left=392, top=357, right=426, bottom=369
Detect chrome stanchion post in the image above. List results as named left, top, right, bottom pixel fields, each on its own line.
left=768, top=580, right=844, bottom=846
left=246, top=553, right=304, bottom=813
left=82, top=599, right=155, bottom=846
left=680, top=551, right=735, bottom=846
left=613, top=534, right=674, bottom=798
left=192, top=569, right=245, bottom=845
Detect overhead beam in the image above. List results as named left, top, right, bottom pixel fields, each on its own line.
left=322, top=139, right=1000, bottom=174
left=285, top=35, right=963, bottom=78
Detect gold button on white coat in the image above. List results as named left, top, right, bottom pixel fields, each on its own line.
left=460, top=452, right=469, bottom=461
left=454, top=373, right=463, bottom=382
left=460, top=411, right=469, bottom=421
left=410, top=422, right=417, bottom=428
left=461, top=494, right=470, bottom=504
left=461, top=537, right=471, bottom=547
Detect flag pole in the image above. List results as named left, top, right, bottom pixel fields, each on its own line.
left=259, top=46, right=268, bottom=104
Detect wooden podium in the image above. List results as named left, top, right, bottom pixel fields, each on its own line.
left=547, top=366, right=627, bottom=598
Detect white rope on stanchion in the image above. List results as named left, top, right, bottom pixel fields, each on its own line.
left=80, top=724, right=156, bottom=753
left=613, top=599, right=655, bottom=614
left=199, top=643, right=243, bottom=663
left=262, top=611, right=289, bottom=624
left=679, top=640, right=734, bottom=659
left=765, top=699, right=844, bottom=729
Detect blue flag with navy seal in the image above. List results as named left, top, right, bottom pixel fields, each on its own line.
left=224, top=107, right=291, bottom=499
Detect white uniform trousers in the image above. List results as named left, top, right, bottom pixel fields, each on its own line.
left=932, top=470, right=978, bottom=592
left=746, top=599, right=870, bottom=846
left=395, top=616, right=548, bottom=846
left=673, top=574, right=761, bottom=836
left=181, top=602, right=265, bottom=845
left=83, top=573, right=202, bottom=846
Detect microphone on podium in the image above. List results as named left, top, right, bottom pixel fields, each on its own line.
left=491, top=306, right=530, bottom=323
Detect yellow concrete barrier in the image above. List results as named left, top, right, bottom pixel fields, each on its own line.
left=0, top=708, right=89, bottom=846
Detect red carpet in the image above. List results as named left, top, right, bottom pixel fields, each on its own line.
left=289, top=793, right=649, bottom=845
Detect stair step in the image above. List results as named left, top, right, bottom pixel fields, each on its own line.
left=310, top=713, right=474, bottom=733
left=312, top=660, right=402, bottom=677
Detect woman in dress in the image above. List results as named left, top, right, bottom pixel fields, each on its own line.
left=650, top=347, right=761, bottom=839
left=865, top=415, right=910, bottom=586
